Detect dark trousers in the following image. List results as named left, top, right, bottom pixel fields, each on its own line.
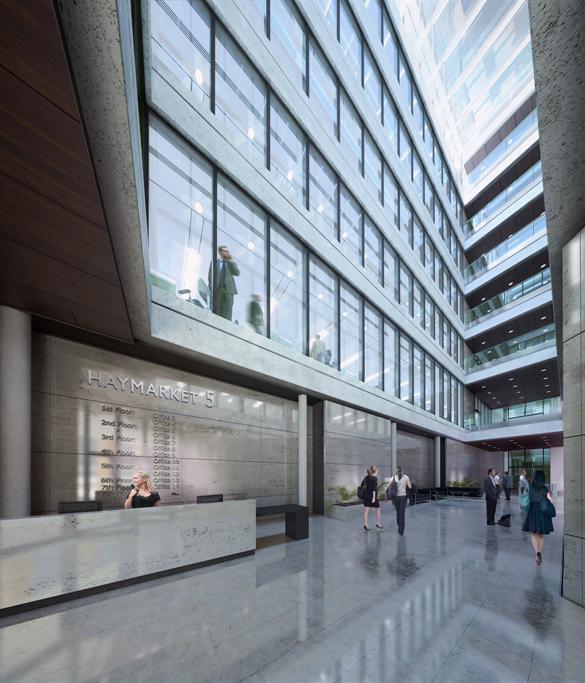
left=393, top=496, right=408, bottom=535
left=504, top=487, right=511, bottom=501
left=486, top=495, right=497, bottom=524
left=216, top=289, right=234, bottom=321
left=496, top=485, right=501, bottom=499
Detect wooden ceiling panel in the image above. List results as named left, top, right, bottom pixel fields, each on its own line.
left=0, top=0, right=133, bottom=342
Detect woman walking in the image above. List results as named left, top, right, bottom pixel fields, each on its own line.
left=388, top=465, right=412, bottom=536
left=522, top=469, right=554, bottom=565
left=362, top=465, right=382, bottom=530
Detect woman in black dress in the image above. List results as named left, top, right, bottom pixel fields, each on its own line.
left=522, top=469, right=553, bottom=565
left=362, top=465, right=382, bottom=530
left=124, top=471, right=161, bottom=509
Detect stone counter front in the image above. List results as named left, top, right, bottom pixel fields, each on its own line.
left=0, top=500, right=255, bottom=612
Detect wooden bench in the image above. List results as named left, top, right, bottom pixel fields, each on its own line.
left=256, top=504, right=309, bottom=540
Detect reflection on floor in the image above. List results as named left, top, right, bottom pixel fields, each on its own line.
left=1, top=498, right=583, bottom=683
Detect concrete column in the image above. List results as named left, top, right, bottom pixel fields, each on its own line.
left=0, top=306, right=31, bottom=518
left=298, top=394, right=307, bottom=507
left=390, top=421, right=397, bottom=473
left=435, top=436, right=441, bottom=488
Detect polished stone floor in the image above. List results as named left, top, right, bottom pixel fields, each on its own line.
left=1, top=497, right=583, bottom=683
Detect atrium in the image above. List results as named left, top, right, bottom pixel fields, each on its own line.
left=0, top=1, right=584, bottom=681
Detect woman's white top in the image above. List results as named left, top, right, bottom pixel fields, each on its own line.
left=391, top=475, right=411, bottom=496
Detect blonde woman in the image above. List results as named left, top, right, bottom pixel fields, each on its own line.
left=362, top=465, right=382, bottom=530
left=388, top=465, right=412, bottom=535
left=124, top=471, right=161, bottom=509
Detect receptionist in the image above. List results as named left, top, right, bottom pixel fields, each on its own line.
left=124, top=471, right=161, bottom=508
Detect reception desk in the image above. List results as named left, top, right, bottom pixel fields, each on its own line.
left=0, top=500, right=255, bottom=614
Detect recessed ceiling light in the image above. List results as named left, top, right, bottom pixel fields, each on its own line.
left=508, top=329, right=514, bottom=334
left=513, top=384, right=518, bottom=388
left=508, top=282, right=514, bottom=286
left=540, top=369, right=546, bottom=372
left=541, top=264, right=546, bottom=268
left=545, top=384, right=550, bottom=388
left=541, top=316, right=547, bottom=320
left=487, top=391, right=492, bottom=394
left=481, top=341, right=486, bottom=345
left=543, top=377, right=548, bottom=380
left=546, top=390, right=551, bottom=393
left=481, top=385, right=486, bottom=388
left=481, top=297, right=486, bottom=302
left=509, top=377, right=514, bottom=381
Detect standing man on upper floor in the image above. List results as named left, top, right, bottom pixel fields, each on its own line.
left=209, top=245, right=240, bottom=321
left=503, top=471, right=513, bottom=501
left=484, top=468, right=497, bottom=526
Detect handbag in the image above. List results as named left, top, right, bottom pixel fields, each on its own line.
left=540, top=496, right=556, bottom=518
left=387, top=477, right=398, bottom=500
left=357, top=477, right=366, bottom=500
left=519, top=490, right=530, bottom=512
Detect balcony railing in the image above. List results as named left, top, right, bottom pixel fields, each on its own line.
left=465, top=213, right=547, bottom=282
left=466, top=323, right=556, bottom=370
left=465, top=396, right=561, bottom=429
left=466, top=268, right=551, bottom=325
left=464, top=161, right=542, bottom=236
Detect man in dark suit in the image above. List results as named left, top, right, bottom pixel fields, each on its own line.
left=484, top=468, right=497, bottom=525
left=209, top=246, right=240, bottom=321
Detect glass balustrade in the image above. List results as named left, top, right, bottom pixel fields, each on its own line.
left=466, top=268, right=551, bottom=324
left=466, top=323, right=555, bottom=370
left=464, top=161, right=542, bottom=235
left=465, top=397, right=561, bottom=429
left=467, top=109, right=538, bottom=185
left=465, top=213, right=547, bottom=281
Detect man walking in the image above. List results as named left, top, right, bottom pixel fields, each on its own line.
left=209, top=246, right=240, bottom=321
left=484, top=468, right=497, bottom=525
left=503, top=471, right=513, bottom=501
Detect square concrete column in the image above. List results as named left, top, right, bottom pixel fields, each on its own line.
left=298, top=394, right=308, bottom=507
left=562, top=230, right=585, bottom=606
left=0, top=306, right=31, bottom=518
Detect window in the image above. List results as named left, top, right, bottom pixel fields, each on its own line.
left=413, top=345, right=423, bottom=408
left=316, top=0, right=337, bottom=34
left=399, top=122, right=412, bottom=179
left=412, top=87, right=424, bottom=137
left=364, top=133, right=382, bottom=204
left=309, top=257, right=337, bottom=367
left=364, top=46, right=382, bottom=120
left=399, top=334, right=412, bottom=402
left=365, top=304, right=382, bottom=388
left=270, top=224, right=305, bottom=351
left=149, top=0, right=211, bottom=106
left=424, top=355, right=434, bottom=412
left=384, top=241, right=398, bottom=300
left=340, top=186, right=362, bottom=264
left=364, top=218, right=382, bottom=285
left=384, top=165, right=399, bottom=229
left=399, top=193, right=413, bottom=247
left=383, top=89, right=398, bottom=154
left=382, top=10, right=398, bottom=82
left=424, top=233, right=435, bottom=279
left=424, top=115, right=434, bottom=160
left=399, top=263, right=412, bottom=315
left=424, top=174, right=434, bottom=218
left=424, top=296, right=434, bottom=338
left=363, top=0, right=381, bottom=41
left=434, top=142, right=443, bottom=180
left=270, top=97, right=306, bottom=205
left=148, top=117, right=213, bottom=309
left=216, top=177, right=266, bottom=327
left=309, top=147, right=338, bottom=240
left=384, top=319, right=397, bottom=395
left=451, top=376, right=458, bottom=424
left=340, top=90, right=363, bottom=176
left=413, top=280, right=423, bottom=329
left=309, top=41, right=338, bottom=139
left=435, top=364, right=441, bottom=417
left=442, top=370, right=451, bottom=421
left=215, top=27, right=267, bottom=164
left=413, top=152, right=423, bottom=200
left=340, top=0, right=362, bottom=83
left=413, top=217, right=424, bottom=263
left=244, top=0, right=267, bottom=35
left=340, top=283, right=362, bottom=379
left=398, top=51, right=412, bottom=110
left=270, top=0, right=306, bottom=92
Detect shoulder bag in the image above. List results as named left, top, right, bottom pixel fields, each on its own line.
left=357, top=477, right=366, bottom=500
left=540, top=495, right=556, bottom=518
left=387, top=476, right=398, bottom=500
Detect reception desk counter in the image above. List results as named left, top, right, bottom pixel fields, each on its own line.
left=0, top=500, right=255, bottom=614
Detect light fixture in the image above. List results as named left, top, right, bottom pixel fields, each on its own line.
left=509, top=377, right=514, bottom=381
left=541, top=316, right=547, bottom=320
left=481, top=341, right=486, bottom=345
left=508, top=329, right=514, bottom=334
left=287, top=271, right=294, bottom=278
left=481, top=297, right=486, bottom=302
left=540, top=368, right=547, bottom=372
left=545, top=384, right=550, bottom=388
left=541, top=263, right=546, bottom=268
left=513, top=385, right=518, bottom=388
left=543, top=377, right=548, bottom=380
left=247, top=127, right=256, bottom=140
left=193, top=68, right=204, bottom=85
left=508, top=281, right=514, bottom=286
left=481, top=385, right=486, bottom=389
left=286, top=169, right=295, bottom=181
left=247, top=241, right=256, bottom=250
left=193, top=201, right=204, bottom=215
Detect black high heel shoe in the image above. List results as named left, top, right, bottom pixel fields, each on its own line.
left=376, top=524, right=383, bottom=529
left=363, top=525, right=370, bottom=531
